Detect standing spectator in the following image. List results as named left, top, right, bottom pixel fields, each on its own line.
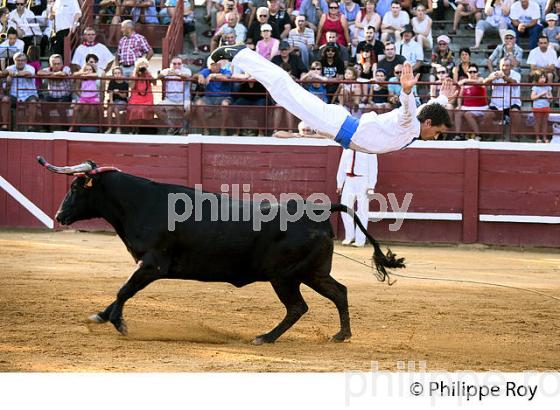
left=298, top=0, right=328, bottom=31
left=50, top=0, right=81, bottom=57
left=530, top=69, right=553, bottom=143
left=115, top=20, right=154, bottom=77
left=211, top=12, right=247, bottom=51
left=1, top=51, right=38, bottom=130
left=353, top=0, right=381, bottom=44
left=0, top=28, right=24, bottom=70
left=509, top=0, right=542, bottom=49
left=451, top=0, right=484, bottom=34
left=72, top=27, right=114, bottom=72
left=69, top=63, right=101, bottom=132
left=300, top=61, right=329, bottom=102
left=105, top=66, right=129, bottom=134
left=484, top=58, right=521, bottom=126
left=456, top=63, right=488, bottom=140
left=316, top=1, right=351, bottom=48
left=452, top=47, right=472, bottom=82
left=156, top=56, right=192, bottom=133
left=256, top=23, right=280, bottom=59
left=381, top=1, right=410, bottom=43
left=377, top=40, right=406, bottom=78
left=288, top=14, right=315, bottom=68
left=395, top=25, right=424, bottom=72
left=411, top=4, right=432, bottom=49
left=473, top=0, right=512, bottom=49
left=272, top=40, right=307, bottom=78
left=8, top=1, right=37, bottom=51
left=37, top=0, right=54, bottom=56
left=320, top=42, right=344, bottom=95
left=355, top=25, right=385, bottom=63
left=267, top=0, right=291, bottom=39
left=336, top=149, right=378, bottom=247
left=542, top=13, right=560, bottom=51
left=527, top=35, right=557, bottom=82
left=127, top=58, right=156, bottom=132
left=486, top=29, right=523, bottom=72
left=246, top=7, right=281, bottom=48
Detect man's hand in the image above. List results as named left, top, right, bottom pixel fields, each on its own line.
left=336, top=188, right=342, bottom=195
left=400, top=62, right=419, bottom=94
left=439, top=78, right=458, bottom=99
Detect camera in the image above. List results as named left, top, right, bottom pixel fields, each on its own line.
left=138, top=66, right=147, bottom=74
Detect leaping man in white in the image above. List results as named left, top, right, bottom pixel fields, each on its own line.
left=210, top=45, right=457, bottom=154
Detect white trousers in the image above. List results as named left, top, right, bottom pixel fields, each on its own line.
left=232, top=48, right=349, bottom=136
left=340, top=176, right=370, bottom=245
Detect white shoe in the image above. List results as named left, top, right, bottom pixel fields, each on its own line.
left=352, top=242, right=365, bottom=248
left=341, top=239, right=353, bottom=246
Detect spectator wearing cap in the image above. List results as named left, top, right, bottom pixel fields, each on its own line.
left=377, top=40, right=406, bottom=78
left=509, top=0, right=542, bottom=49
left=473, top=0, right=512, bottom=50
left=288, top=14, right=315, bottom=69
left=211, top=12, right=248, bottom=52
left=298, top=0, right=329, bottom=31
left=395, top=24, right=423, bottom=72
left=272, top=41, right=308, bottom=78
left=256, top=23, right=280, bottom=59
left=527, top=35, right=557, bottom=82
left=411, top=4, right=432, bottom=49
left=381, top=1, right=410, bottom=43
left=542, top=13, right=560, bottom=51
left=432, top=35, right=454, bottom=77
left=451, top=0, right=484, bottom=35
left=355, top=25, right=385, bottom=64
left=246, top=7, right=281, bottom=48
left=487, top=29, right=523, bottom=72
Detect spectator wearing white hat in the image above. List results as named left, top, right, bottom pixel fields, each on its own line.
left=432, top=35, right=455, bottom=76
left=256, top=23, right=280, bottom=60
left=486, top=29, right=523, bottom=72
left=542, top=13, right=560, bottom=52
left=473, top=0, right=513, bottom=49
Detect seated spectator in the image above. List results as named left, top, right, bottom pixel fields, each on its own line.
left=271, top=40, right=307, bottom=78
left=483, top=57, right=521, bottom=127
left=451, top=0, right=484, bottom=34
left=316, top=1, right=351, bottom=48
left=211, top=11, right=247, bottom=51
left=387, top=63, right=420, bottom=106
left=545, top=0, right=560, bottom=20
left=452, top=47, right=472, bottom=82
left=267, top=0, right=291, bottom=39
left=194, top=59, right=233, bottom=135
left=298, top=0, right=329, bottom=32
left=256, top=23, right=280, bottom=59
left=542, top=13, right=560, bottom=52
left=430, top=65, right=456, bottom=109
left=369, top=68, right=392, bottom=110
left=246, top=7, right=281, bottom=48
left=355, top=25, right=384, bottom=64
left=377, top=40, right=406, bottom=78
left=509, top=0, right=542, bottom=49
left=473, top=0, right=512, bottom=49
left=105, top=66, right=129, bottom=134
left=72, top=27, right=114, bottom=72
left=220, top=28, right=239, bottom=47
left=288, top=14, right=315, bottom=69
left=320, top=42, right=344, bottom=96
left=8, top=1, right=37, bottom=51
left=339, top=0, right=360, bottom=40
left=215, top=0, right=240, bottom=30
left=486, top=29, right=523, bottom=72
left=412, top=0, right=433, bottom=15
left=332, top=65, right=361, bottom=113
left=128, top=0, right=159, bottom=24
left=317, top=30, right=350, bottom=63
left=411, top=4, right=432, bottom=49
left=300, top=61, right=329, bottom=102
left=530, top=69, right=553, bottom=143
left=233, top=73, right=267, bottom=106
left=115, top=20, right=154, bottom=77
left=127, top=58, right=156, bottom=132
left=38, top=54, right=72, bottom=109
left=456, top=63, right=488, bottom=140
left=353, top=0, right=382, bottom=44
left=69, top=62, right=102, bottom=132
left=395, top=25, right=424, bottom=72
left=356, top=43, right=376, bottom=81
left=381, top=1, right=409, bottom=43
left=1, top=51, right=38, bottom=131
left=0, top=28, right=23, bottom=69
left=156, top=56, right=192, bottom=134
left=527, top=35, right=557, bottom=82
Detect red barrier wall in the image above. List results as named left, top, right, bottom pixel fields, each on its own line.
left=1, top=133, right=560, bottom=247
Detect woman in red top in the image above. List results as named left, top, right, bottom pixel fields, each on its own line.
left=316, top=1, right=351, bottom=48
left=127, top=58, right=156, bottom=132
left=456, top=63, right=489, bottom=140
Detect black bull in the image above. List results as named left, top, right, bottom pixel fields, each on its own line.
left=38, top=156, right=405, bottom=344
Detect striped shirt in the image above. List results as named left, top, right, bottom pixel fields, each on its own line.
left=117, top=32, right=152, bottom=67
left=288, top=27, right=315, bottom=50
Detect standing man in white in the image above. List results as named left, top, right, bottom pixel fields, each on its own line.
left=336, top=149, right=378, bottom=247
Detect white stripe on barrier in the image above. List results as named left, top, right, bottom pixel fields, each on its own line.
left=480, top=214, right=560, bottom=224
left=368, top=212, right=463, bottom=221
left=0, top=176, right=54, bottom=229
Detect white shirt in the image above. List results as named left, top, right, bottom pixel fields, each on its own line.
left=527, top=46, right=558, bottom=67
left=395, top=39, right=424, bottom=64
left=53, top=0, right=82, bottom=32
left=351, top=92, right=448, bottom=154
left=160, top=66, right=193, bottom=103
left=336, top=149, right=378, bottom=189
left=509, top=0, right=540, bottom=24
left=489, top=69, right=522, bottom=109
left=72, top=43, right=114, bottom=71
left=8, top=9, right=37, bottom=37
left=382, top=11, right=410, bottom=30
left=216, top=23, right=248, bottom=43
left=0, top=38, right=25, bottom=56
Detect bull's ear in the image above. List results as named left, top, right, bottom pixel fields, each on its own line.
left=84, top=177, right=93, bottom=188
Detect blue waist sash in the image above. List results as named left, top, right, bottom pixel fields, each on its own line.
left=334, top=115, right=359, bottom=149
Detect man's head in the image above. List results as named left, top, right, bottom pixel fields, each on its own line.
left=391, top=1, right=401, bottom=16
left=121, top=20, right=134, bottom=36
left=326, top=30, right=338, bottom=43
left=13, top=52, right=27, bottom=70
left=393, top=64, right=403, bottom=79
left=7, top=27, right=17, bottom=44
left=226, top=12, right=238, bottom=27
left=295, top=14, right=306, bottom=28
left=15, top=0, right=26, bottom=13
left=256, top=7, right=269, bottom=22
left=401, top=25, right=413, bottom=42
left=384, top=41, right=396, bottom=60
left=520, top=0, right=529, bottom=8
left=499, top=57, right=512, bottom=74
left=222, top=29, right=237, bottom=45
left=267, top=0, right=280, bottom=13
left=279, top=40, right=290, bottom=55
left=365, top=26, right=375, bottom=42
left=170, top=56, right=183, bottom=70
left=208, top=59, right=221, bottom=73
left=503, top=29, right=516, bottom=45
left=418, top=104, right=452, bottom=140
left=538, top=35, right=549, bottom=52
left=83, top=27, right=97, bottom=44
left=224, top=0, right=235, bottom=11
left=49, top=54, right=64, bottom=71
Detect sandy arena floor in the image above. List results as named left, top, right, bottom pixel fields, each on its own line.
left=0, top=230, right=559, bottom=372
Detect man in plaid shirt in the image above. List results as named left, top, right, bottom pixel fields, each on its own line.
left=37, top=54, right=72, bottom=129
left=114, top=20, right=154, bottom=77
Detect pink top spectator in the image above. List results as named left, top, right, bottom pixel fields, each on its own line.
left=78, top=79, right=100, bottom=103
left=256, top=38, right=280, bottom=60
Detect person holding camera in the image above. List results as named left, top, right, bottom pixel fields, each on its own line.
left=126, top=57, right=156, bottom=131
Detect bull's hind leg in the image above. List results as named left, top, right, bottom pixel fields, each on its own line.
left=304, top=275, right=351, bottom=342
left=252, top=279, right=309, bottom=345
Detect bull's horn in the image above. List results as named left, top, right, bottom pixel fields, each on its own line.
left=36, top=156, right=94, bottom=174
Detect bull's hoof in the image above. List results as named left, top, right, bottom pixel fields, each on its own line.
left=88, top=313, right=108, bottom=324
left=330, top=331, right=352, bottom=343
left=251, top=335, right=273, bottom=346
left=116, top=320, right=128, bottom=336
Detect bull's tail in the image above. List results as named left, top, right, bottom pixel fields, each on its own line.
left=330, top=203, right=406, bottom=283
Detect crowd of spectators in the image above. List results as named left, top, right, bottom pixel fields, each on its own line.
left=2, top=0, right=560, bottom=141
